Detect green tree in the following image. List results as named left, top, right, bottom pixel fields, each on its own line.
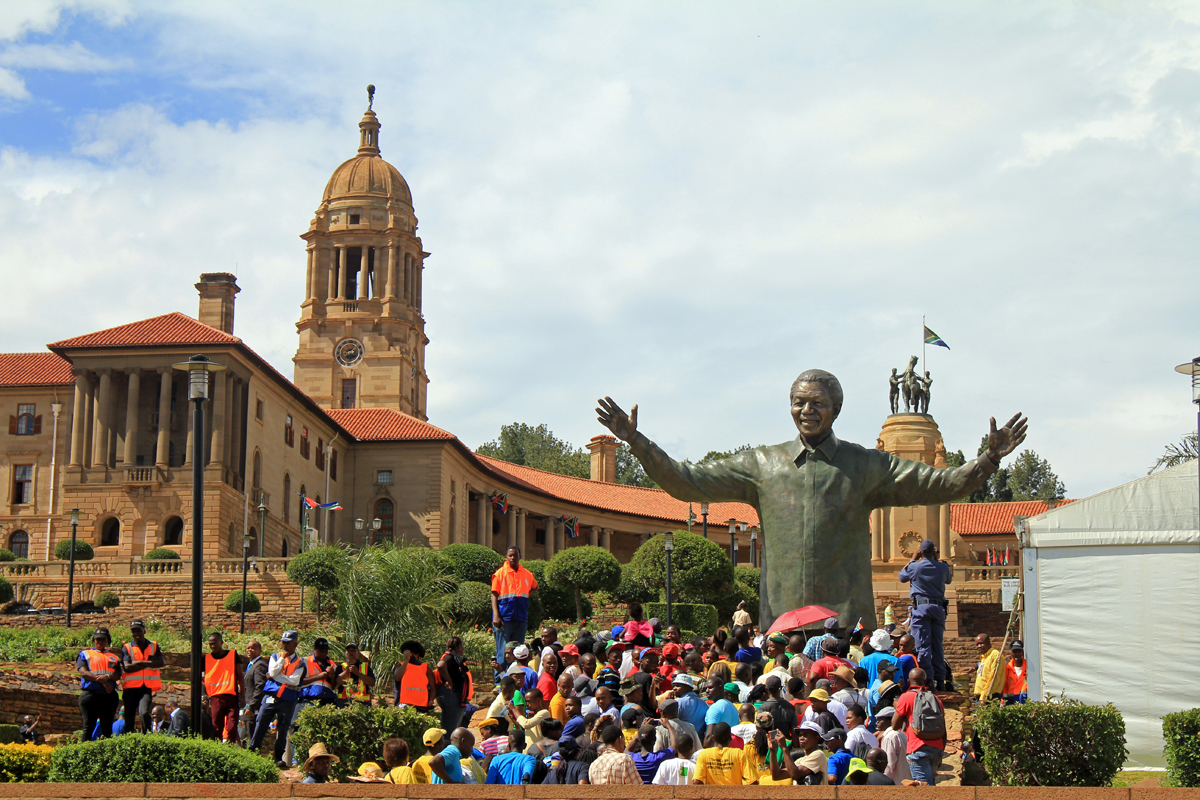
left=1006, top=449, right=1066, bottom=501
left=287, top=546, right=351, bottom=621
left=945, top=450, right=966, bottom=469
left=616, top=442, right=658, bottom=488
left=1150, top=432, right=1198, bottom=474
left=625, top=531, right=735, bottom=603
left=698, top=445, right=754, bottom=464
left=442, top=543, right=503, bottom=584
left=545, top=546, right=621, bottom=620
left=476, top=423, right=589, bottom=478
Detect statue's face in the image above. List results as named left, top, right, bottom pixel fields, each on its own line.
left=791, top=382, right=836, bottom=440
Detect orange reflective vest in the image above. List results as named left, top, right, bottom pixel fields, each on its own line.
left=301, top=656, right=335, bottom=698
left=204, top=650, right=238, bottom=697
left=1003, top=659, right=1027, bottom=696
left=120, top=640, right=161, bottom=690
left=338, top=658, right=372, bottom=702
left=397, top=661, right=431, bottom=707
left=269, top=653, right=304, bottom=700
left=80, top=648, right=120, bottom=692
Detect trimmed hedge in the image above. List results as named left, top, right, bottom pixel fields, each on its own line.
left=0, top=743, right=52, bottom=782
left=447, top=580, right=492, bottom=626
left=973, top=697, right=1126, bottom=786
left=93, top=591, right=120, bottom=610
left=646, top=602, right=718, bottom=636
left=286, top=546, right=349, bottom=593
left=523, top=559, right=590, bottom=622
left=0, top=579, right=11, bottom=606
left=0, top=726, right=18, bottom=745
left=292, top=701, right=437, bottom=780
left=54, top=540, right=93, bottom=561
left=626, top=532, right=734, bottom=603
left=223, top=590, right=260, bottom=613
left=48, top=734, right=279, bottom=782
left=442, top=543, right=503, bottom=584
left=0, top=550, right=14, bottom=563
left=142, top=548, right=180, bottom=560
left=1164, top=708, right=1200, bottom=786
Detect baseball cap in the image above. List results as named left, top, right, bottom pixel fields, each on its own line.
left=313, top=637, right=330, bottom=650
left=1010, top=639, right=1024, bottom=650
left=513, top=644, right=530, bottom=659
left=605, top=640, right=625, bottom=653
left=723, top=681, right=740, bottom=694
left=346, top=643, right=359, bottom=651
left=919, top=538, right=937, bottom=555
left=662, top=643, right=681, bottom=657
left=562, top=644, right=580, bottom=656
left=847, top=757, right=873, bottom=776
left=129, top=619, right=146, bottom=630
left=877, top=660, right=897, bottom=674
left=422, top=728, right=446, bottom=746
left=821, top=727, right=847, bottom=742
left=92, top=628, right=110, bottom=641
left=671, top=674, right=694, bottom=688
left=875, top=706, right=896, bottom=719
left=611, top=625, right=625, bottom=639
left=480, top=718, right=501, bottom=729
left=807, top=688, right=830, bottom=702
left=767, top=632, right=788, bottom=644
left=281, top=630, right=299, bottom=643
left=620, top=705, right=643, bottom=723
left=823, top=617, right=840, bottom=631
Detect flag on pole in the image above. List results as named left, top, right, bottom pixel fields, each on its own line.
left=490, top=491, right=509, bottom=514
left=923, top=326, right=950, bottom=349
left=854, top=618, right=864, bottom=633
left=304, top=497, right=319, bottom=509
left=921, top=326, right=950, bottom=347
left=560, top=515, right=579, bottom=538
left=318, top=501, right=342, bottom=511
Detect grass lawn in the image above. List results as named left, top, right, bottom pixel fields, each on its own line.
left=1112, top=771, right=1166, bottom=787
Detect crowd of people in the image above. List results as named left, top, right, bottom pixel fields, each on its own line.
left=62, top=545, right=1028, bottom=788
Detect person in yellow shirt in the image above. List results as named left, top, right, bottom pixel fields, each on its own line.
left=742, top=711, right=790, bottom=785
left=381, top=738, right=417, bottom=784
left=411, top=728, right=446, bottom=783
left=693, top=722, right=758, bottom=785
left=549, top=672, right=571, bottom=723
left=973, top=634, right=1004, bottom=702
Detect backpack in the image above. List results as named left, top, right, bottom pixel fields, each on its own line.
left=910, top=690, right=945, bottom=740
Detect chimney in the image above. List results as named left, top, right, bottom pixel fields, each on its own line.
left=196, top=273, right=240, bottom=334
left=587, top=435, right=618, bottom=483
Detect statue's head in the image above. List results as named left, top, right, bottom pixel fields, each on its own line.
left=790, top=369, right=842, bottom=441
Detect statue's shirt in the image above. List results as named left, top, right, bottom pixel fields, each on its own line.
left=629, top=430, right=995, bottom=626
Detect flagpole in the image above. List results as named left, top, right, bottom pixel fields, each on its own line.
left=922, top=314, right=926, bottom=378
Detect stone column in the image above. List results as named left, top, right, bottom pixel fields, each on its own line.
left=475, top=491, right=487, bottom=547
left=402, top=253, right=410, bottom=302
left=305, top=247, right=315, bottom=300
left=358, top=247, right=370, bottom=300
left=326, top=247, right=336, bottom=300
left=507, top=507, right=518, bottom=551
left=69, top=372, right=88, bottom=467
left=155, top=369, right=171, bottom=468
left=122, top=370, right=140, bottom=467
left=82, top=379, right=94, bottom=468
left=589, top=526, right=598, bottom=547
left=602, top=528, right=612, bottom=550
left=208, top=370, right=226, bottom=466
left=870, top=508, right=883, bottom=561
left=337, top=246, right=348, bottom=299
left=221, top=374, right=235, bottom=469
left=939, top=504, right=951, bottom=558
left=544, top=518, right=556, bottom=560
left=484, top=497, right=494, bottom=548
left=516, top=509, right=526, bottom=556
left=386, top=245, right=397, bottom=298
left=415, top=257, right=423, bottom=311
left=555, top=520, right=564, bottom=553
left=92, top=370, right=113, bottom=468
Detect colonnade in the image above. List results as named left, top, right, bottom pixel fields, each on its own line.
left=67, top=366, right=249, bottom=485
left=869, top=504, right=952, bottom=561
left=305, top=243, right=422, bottom=310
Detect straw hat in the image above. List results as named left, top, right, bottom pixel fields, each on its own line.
left=348, top=762, right=386, bottom=782
left=302, top=743, right=341, bottom=772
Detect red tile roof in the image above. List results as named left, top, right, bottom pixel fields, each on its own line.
left=0, top=352, right=74, bottom=386
left=326, top=408, right=457, bottom=441
left=950, top=499, right=1077, bottom=536
left=48, top=312, right=238, bottom=350
left=478, top=455, right=760, bottom=527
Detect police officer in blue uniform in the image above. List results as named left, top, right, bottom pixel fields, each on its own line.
left=899, top=539, right=952, bottom=691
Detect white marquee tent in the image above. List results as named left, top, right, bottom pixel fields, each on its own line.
left=1022, top=459, right=1199, bottom=768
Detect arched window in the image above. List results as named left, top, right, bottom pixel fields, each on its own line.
left=228, top=523, right=237, bottom=556
left=252, top=451, right=262, bottom=491
left=100, top=518, right=120, bottom=547
left=248, top=526, right=258, bottom=558
left=9, top=530, right=28, bottom=559
left=163, top=516, right=183, bottom=546
left=283, top=474, right=291, bottom=522
left=374, top=499, right=394, bottom=546
left=281, top=537, right=289, bottom=558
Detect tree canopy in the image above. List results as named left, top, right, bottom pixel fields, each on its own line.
left=946, top=437, right=1065, bottom=502
left=625, top=531, right=735, bottom=603
left=476, top=422, right=656, bottom=487
left=698, top=445, right=754, bottom=464
left=545, top=546, right=621, bottom=620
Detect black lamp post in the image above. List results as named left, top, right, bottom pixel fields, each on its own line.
left=750, top=526, right=759, bottom=568
left=664, top=531, right=674, bottom=628
left=701, top=503, right=709, bottom=539
left=1175, top=357, right=1200, bottom=516
left=727, top=518, right=738, bottom=566
left=173, top=353, right=225, bottom=737
left=66, top=508, right=79, bottom=628
left=355, top=517, right=382, bottom=546
left=258, top=495, right=268, bottom=558
left=239, top=528, right=251, bottom=634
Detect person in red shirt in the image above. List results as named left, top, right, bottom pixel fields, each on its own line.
left=658, top=643, right=683, bottom=680
left=890, top=668, right=944, bottom=785
left=808, top=638, right=855, bottom=686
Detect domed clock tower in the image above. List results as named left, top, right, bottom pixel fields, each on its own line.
left=293, top=91, right=429, bottom=419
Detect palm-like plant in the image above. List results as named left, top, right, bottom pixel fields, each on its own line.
left=1149, top=432, right=1198, bottom=475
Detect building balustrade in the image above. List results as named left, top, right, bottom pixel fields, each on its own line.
left=0, top=557, right=292, bottom=579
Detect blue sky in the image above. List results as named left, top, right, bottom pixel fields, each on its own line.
left=2, top=1, right=1199, bottom=498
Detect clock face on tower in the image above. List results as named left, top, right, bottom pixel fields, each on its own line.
left=334, top=338, right=365, bottom=367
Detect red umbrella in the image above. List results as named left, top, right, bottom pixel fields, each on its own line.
left=765, top=605, right=839, bottom=636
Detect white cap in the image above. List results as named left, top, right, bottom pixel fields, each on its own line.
left=513, top=644, right=531, bottom=659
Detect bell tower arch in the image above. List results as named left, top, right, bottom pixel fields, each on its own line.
left=293, top=87, right=429, bottom=419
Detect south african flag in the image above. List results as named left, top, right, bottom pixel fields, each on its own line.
left=924, top=326, right=949, bottom=349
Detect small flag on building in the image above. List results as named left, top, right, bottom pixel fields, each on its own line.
left=923, top=326, right=950, bottom=349
left=490, top=491, right=509, bottom=514
left=560, top=515, right=579, bottom=539
left=318, top=501, right=342, bottom=511
left=304, top=497, right=319, bottom=509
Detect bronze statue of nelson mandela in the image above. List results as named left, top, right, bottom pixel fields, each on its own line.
left=596, top=369, right=1027, bottom=629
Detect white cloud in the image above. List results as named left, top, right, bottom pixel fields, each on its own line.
left=0, top=41, right=131, bottom=71
left=0, top=2, right=1199, bottom=499
left=0, top=67, right=27, bottom=99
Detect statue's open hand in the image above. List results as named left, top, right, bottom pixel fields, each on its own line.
left=596, top=397, right=638, bottom=442
left=986, top=413, right=1028, bottom=463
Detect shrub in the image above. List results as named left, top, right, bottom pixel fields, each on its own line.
left=442, top=543, right=503, bottom=584
left=93, top=591, right=120, bottom=611
left=397, top=547, right=457, bottom=588
left=224, top=590, right=260, bottom=613
left=286, top=546, right=349, bottom=593
left=53, top=540, right=93, bottom=561
left=0, top=579, right=11, bottom=606
left=1164, top=708, right=1200, bottom=786
left=0, top=743, right=52, bottom=782
left=546, top=546, right=621, bottom=621
left=291, top=701, right=437, bottom=780
left=734, top=564, right=760, bottom=589
left=612, top=567, right=656, bottom=604
left=524, top=559, right=591, bottom=621
left=645, top=602, right=718, bottom=636
left=714, top=579, right=758, bottom=625
left=49, top=734, right=278, bottom=782
left=447, top=581, right=492, bottom=626
left=303, top=590, right=336, bottom=616
left=973, top=697, right=1126, bottom=786
left=142, top=548, right=180, bottom=560
left=0, top=550, right=14, bottom=563
left=626, top=532, right=734, bottom=603
left=0, top=726, right=18, bottom=745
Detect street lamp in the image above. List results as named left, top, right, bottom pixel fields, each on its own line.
left=355, top=517, right=382, bottom=546
left=239, top=530, right=251, bottom=634
left=750, top=526, right=759, bottom=568
left=257, top=495, right=268, bottom=560
left=727, top=519, right=738, bottom=566
left=1174, top=357, right=1200, bottom=517
left=66, top=509, right=79, bottom=628
left=172, top=353, right=225, bottom=737
left=701, top=503, right=709, bottom=539
left=664, top=531, right=674, bottom=628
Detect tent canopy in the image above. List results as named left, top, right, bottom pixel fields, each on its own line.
left=1024, top=460, right=1199, bottom=768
